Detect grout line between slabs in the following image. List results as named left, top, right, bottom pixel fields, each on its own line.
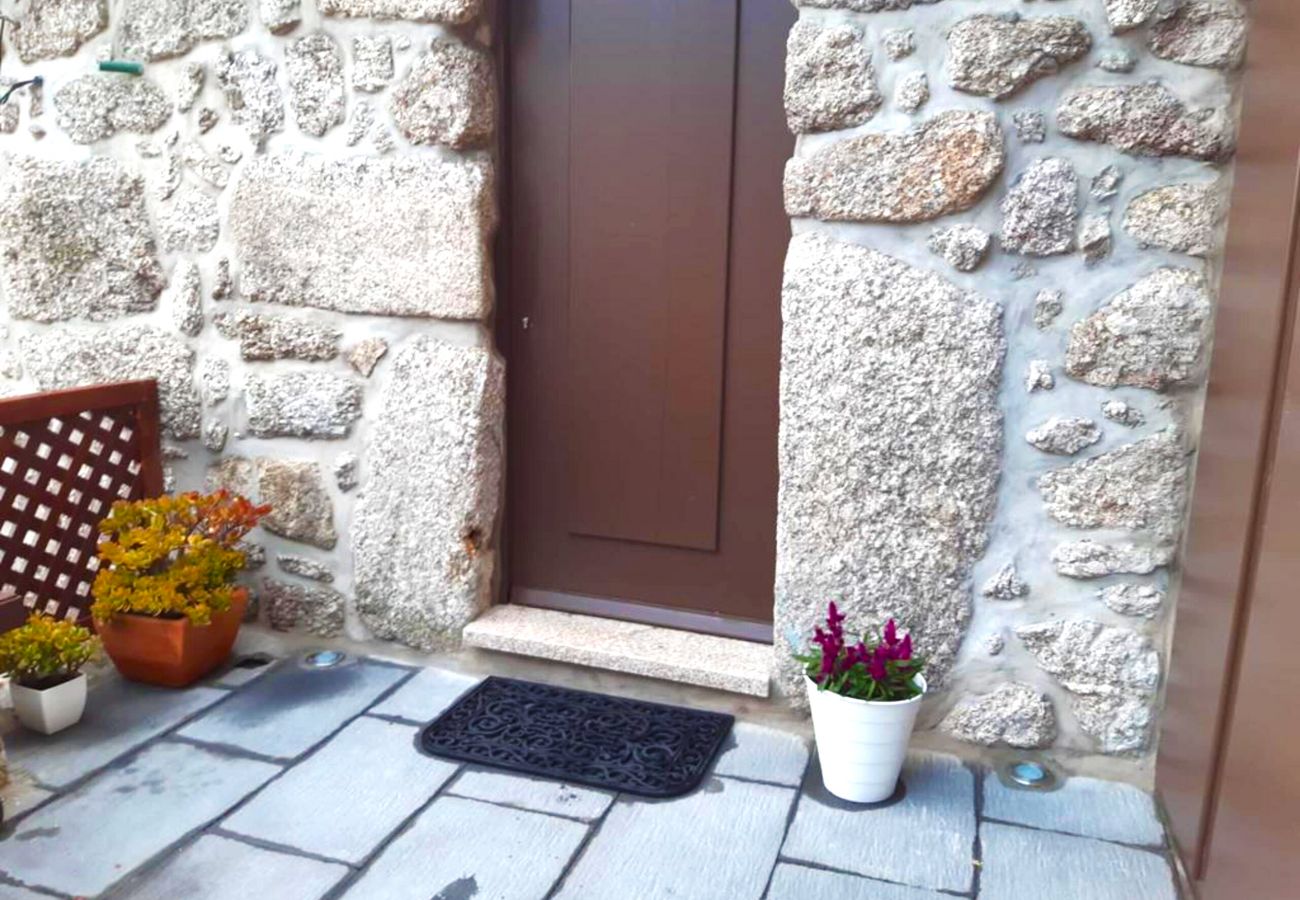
left=773, top=855, right=974, bottom=898
left=320, top=764, right=467, bottom=900
left=440, top=788, right=609, bottom=825
left=971, top=765, right=985, bottom=898
left=542, top=791, right=620, bottom=900
left=207, top=826, right=361, bottom=869
left=978, top=815, right=1173, bottom=855
left=759, top=746, right=811, bottom=900
left=713, top=770, right=806, bottom=791
left=0, top=872, right=74, bottom=900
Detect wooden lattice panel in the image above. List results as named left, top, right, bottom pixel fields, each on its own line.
left=0, top=382, right=163, bottom=633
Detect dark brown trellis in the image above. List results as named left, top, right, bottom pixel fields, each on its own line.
left=0, top=381, right=164, bottom=633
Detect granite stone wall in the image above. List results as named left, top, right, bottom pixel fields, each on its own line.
left=0, top=0, right=1253, bottom=773
left=0, top=0, right=501, bottom=650
left=775, top=0, right=1248, bottom=768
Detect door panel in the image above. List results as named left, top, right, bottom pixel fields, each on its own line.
left=1196, top=220, right=1300, bottom=895
left=1156, top=1, right=1300, bottom=894
left=504, top=0, right=793, bottom=628
left=567, top=0, right=736, bottom=550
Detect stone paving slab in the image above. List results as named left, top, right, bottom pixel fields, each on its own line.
left=780, top=752, right=976, bottom=894
left=983, top=773, right=1165, bottom=846
left=711, top=722, right=809, bottom=786
left=554, top=776, right=796, bottom=900
left=979, top=822, right=1178, bottom=900
left=114, top=834, right=349, bottom=900
left=5, top=673, right=229, bottom=788
left=221, top=716, right=459, bottom=864
left=366, top=665, right=479, bottom=723
left=766, top=863, right=950, bottom=899
left=178, top=660, right=410, bottom=759
left=341, top=795, right=588, bottom=900
left=447, top=767, right=615, bottom=821
left=0, top=742, right=279, bottom=898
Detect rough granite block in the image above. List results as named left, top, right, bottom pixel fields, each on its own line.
left=6, top=673, right=228, bottom=788
left=554, top=777, right=795, bottom=900
left=222, top=717, right=459, bottom=864
left=711, top=722, right=810, bottom=786
left=767, top=863, right=949, bottom=899
left=367, top=666, right=480, bottom=722
left=448, top=768, right=614, bottom=822
left=340, top=796, right=587, bottom=900
left=979, top=823, right=1177, bottom=900
left=178, top=661, right=410, bottom=759
left=0, top=156, right=163, bottom=321
left=230, top=154, right=494, bottom=319
left=773, top=233, right=1005, bottom=696
left=781, top=753, right=976, bottom=893
left=352, top=339, right=504, bottom=651
left=115, top=834, right=348, bottom=900
left=983, top=774, right=1165, bottom=846
left=2, top=742, right=279, bottom=897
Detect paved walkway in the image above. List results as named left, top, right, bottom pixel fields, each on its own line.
left=0, top=654, right=1181, bottom=899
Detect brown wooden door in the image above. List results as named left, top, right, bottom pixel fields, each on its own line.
left=502, top=0, right=793, bottom=639
left=1156, top=1, right=1300, bottom=894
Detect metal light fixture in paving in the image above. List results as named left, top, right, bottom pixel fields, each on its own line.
left=998, top=758, right=1061, bottom=792
left=302, top=649, right=347, bottom=669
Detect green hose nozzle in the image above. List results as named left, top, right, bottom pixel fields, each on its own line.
left=98, top=60, right=144, bottom=76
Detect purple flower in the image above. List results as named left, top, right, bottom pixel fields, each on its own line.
left=896, top=634, right=913, bottom=662
left=818, top=648, right=836, bottom=680
left=827, top=602, right=846, bottom=641
left=869, top=645, right=888, bottom=681
left=798, top=604, right=924, bottom=700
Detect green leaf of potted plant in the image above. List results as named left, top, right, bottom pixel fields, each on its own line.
left=0, top=613, right=99, bottom=734
left=794, top=602, right=927, bottom=803
left=91, top=490, right=270, bottom=688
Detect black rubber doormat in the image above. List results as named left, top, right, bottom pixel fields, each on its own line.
left=418, top=676, right=734, bottom=798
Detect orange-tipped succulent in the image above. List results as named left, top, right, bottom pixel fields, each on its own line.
left=91, top=491, right=271, bottom=626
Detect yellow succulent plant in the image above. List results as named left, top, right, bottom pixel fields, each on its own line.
left=91, top=491, right=271, bottom=626
left=0, top=613, right=98, bottom=688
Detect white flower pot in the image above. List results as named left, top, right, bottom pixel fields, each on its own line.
left=806, top=674, right=926, bottom=803
left=11, top=673, right=88, bottom=735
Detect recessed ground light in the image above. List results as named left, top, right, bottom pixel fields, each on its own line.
left=997, top=758, right=1061, bottom=792
left=303, top=649, right=346, bottom=669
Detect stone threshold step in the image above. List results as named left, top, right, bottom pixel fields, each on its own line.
left=463, top=605, right=772, bottom=697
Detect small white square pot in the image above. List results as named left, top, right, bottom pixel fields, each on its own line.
left=806, top=674, right=926, bottom=803
left=11, top=673, right=88, bottom=735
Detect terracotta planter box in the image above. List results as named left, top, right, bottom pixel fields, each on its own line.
left=97, top=588, right=249, bottom=688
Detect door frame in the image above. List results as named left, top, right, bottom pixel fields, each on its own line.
left=490, top=0, right=517, bottom=616
left=1156, top=0, right=1300, bottom=891
left=489, top=1, right=789, bottom=644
